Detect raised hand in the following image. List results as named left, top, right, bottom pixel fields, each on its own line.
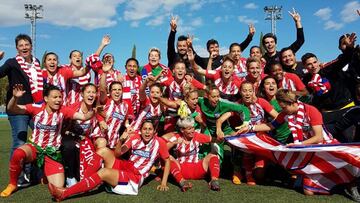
left=288, top=7, right=301, bottom=22
left=12, top=84, right=25, bottom=98
left=248, top=23, right=256, bottom=36
left=187, top=48, right=195, bottom=61
left=0, top=51, right=4, bottom=60
left=170, top=15, right=178, bottom=31
left=101, top=35, right=111, bottom=47
left=186, top=34, right=194, bottom=47
left=102, top=61, right=112, bottom=72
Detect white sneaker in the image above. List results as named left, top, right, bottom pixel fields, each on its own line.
left=66, top=177, right=77, bottom=187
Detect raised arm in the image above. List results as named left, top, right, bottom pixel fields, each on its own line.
left=239, top=24, right=255, bottom=52
left=95, top=35, right=111, bottom=56
left=188, top=48, right=207, bottom=76
left=99, top=63, right=112, bottom=105
left=167, top=15, right=178, bottom=68
left=288, top=8, right=304, bottom=53
left=72, top=65, right=90, bottom=77
left=216, top=112, right=232, bottom=140
left=7, top=84, right=27, bottom=114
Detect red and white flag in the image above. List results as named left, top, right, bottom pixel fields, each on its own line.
left=226, top=133, right=360, bottom=193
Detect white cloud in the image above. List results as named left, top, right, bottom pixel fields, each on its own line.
left=324, top=20, right=344, bottom=30
left=214, top=16, right=222, bottom=23
left=314, top=7, right=332, bottom=20
left=244, top=3, right=258, bottom=9
left=238, top=16, right=258, bottom=24
left=213, top=15, right=230, bottom=23
left=146, top=15, right=167, bottom=26
left=341, top=1, right=360, bottom=23
left=130, top=21, right=140, bottom=28
left=0, top=0, right=124, bottom=30
left=191, top=17, right=203, bottom=27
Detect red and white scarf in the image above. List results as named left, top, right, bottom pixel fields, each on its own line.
left=287, top=101, right=305, bottom=144
left=308, top=73, right=331, bottom=94
left=16, top=55, right=43, bottom=103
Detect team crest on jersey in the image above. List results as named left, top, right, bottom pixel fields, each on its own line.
left=133, top=149, right=150, bottom=158
left=172, top=92, right=182, bottom=98
left=112, top=112, right=125, bottom=120
left=179, top=148, right=197, bottom=156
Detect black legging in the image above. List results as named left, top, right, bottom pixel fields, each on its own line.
left=60, top=135, right=80, bottom=180
left=325, top=106, right=360, bottom=142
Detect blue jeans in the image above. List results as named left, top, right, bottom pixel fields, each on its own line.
left=8, top=114, right=33, bottom=158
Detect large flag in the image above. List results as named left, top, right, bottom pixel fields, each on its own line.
left=225, top=133, right=360, bottom=193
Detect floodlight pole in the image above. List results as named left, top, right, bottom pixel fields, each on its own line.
left=24, top=4, right=43, bottom=57
left=264, top=5, right=282, bottom=35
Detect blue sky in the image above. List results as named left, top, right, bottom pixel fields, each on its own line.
left=0, top=0, right=359, bottom=73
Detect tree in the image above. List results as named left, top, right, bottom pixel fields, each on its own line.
left=132, top=44, right=136, bottom=59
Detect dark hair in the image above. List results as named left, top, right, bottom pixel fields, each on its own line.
left=140, top=120, right=154, bottom=129
left=81, top=83, right=96, bottom=93
left=15, top=34, right=32, bottom=46
left=69, top=50, right=83, bottom=58
left=178, top=35, right=188, bottom=42
left=222, top=55, right=235, bottom=65
left=301, top=53, right=317, bottom=64
left=229, top=43, right=241, bottom=52
left=262, top=33, right=277, bottom=46
left=42, top=52, right=59, bottom=67
left=279, top=47, right=293, bottom=58
left=269, top=61, right=283, bottom=72
left=102, top=53, right=114, bottom=62
left=206, top=39, right=219, bottom=51
left=171, top=59, right=186, bottom=70
left=109, top=81, right=122, bottom=91
left=125, top=57, right=139, bottom=67
left=149, top=83, right=162, bottom=92
left=206, top=82, right=219, bottom=94
left=258, top=75, right=278, bottom=98
left=43, top=85, right=61, bottom=97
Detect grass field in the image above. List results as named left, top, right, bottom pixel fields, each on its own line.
left=0, top=119, right=352, bottom=203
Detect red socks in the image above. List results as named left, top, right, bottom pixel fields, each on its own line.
left=170, top=161, right=183, bottom=183
left=209, top=156, right=220, bottom=179
left=9, top=148, right=26, bottom=185
left=63, top=173, right=102, bottom=199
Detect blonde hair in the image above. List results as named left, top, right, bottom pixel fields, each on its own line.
left=276, top=89, right=297, bottom=104
left=246, top=56, right=261, bottom=68
left=148, top=47, right=161, bottom=59
left=177, top=116, right=195, bottom=128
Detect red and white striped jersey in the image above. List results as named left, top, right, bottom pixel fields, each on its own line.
left=91, top=98, right=130, bottom=148
left=246, top=98, right=274, bottom=125
left=131, top=98, right=164, bottom=131
left=64, top=65, right=91, bottom=105
left=125, top=134, right=169, bottom=177
left=278, top=72, right=306, bottom=92
left=206, top=69, right=242, bottom=101
left=96, top=69, right=122, bottom=88
left=25, top=104, right=75, bottom=149
left=68, top=102, right=97, bottom=137
left=168, top=132, right=211, bottom=164
left=234, top=58, right=248, bottom=79
left=122, top=75, right=142, bottom=116
left=43, top=68, right=74, bottom=105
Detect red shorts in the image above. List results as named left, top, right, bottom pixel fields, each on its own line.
left=180, top=161, right=206, bottom=180
left=27, top=144, right=64, bottom=176
left=112, top=159, right=141, bottom=184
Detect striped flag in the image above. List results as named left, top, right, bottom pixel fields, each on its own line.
left=225, top=133, right=360, bottom=193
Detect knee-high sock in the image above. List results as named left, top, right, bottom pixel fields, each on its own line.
left=209, top=156, right=220, bottom=179
left=9, top=148, right=26, bottom=185
left=243, top=153, right=254, bottom=177
left=63, top=173, right=102, bottom=199
left=170, top=161, right=183, bottom=183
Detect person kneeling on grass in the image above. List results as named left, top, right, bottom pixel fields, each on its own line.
left=162, top=117, right=221, bottom=192
left=48, top=120, right=170, bottom=201
left=1, top=84, right=94, bottom=197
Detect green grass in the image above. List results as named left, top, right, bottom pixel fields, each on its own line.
left=0, top=119, right=352, bottom=202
